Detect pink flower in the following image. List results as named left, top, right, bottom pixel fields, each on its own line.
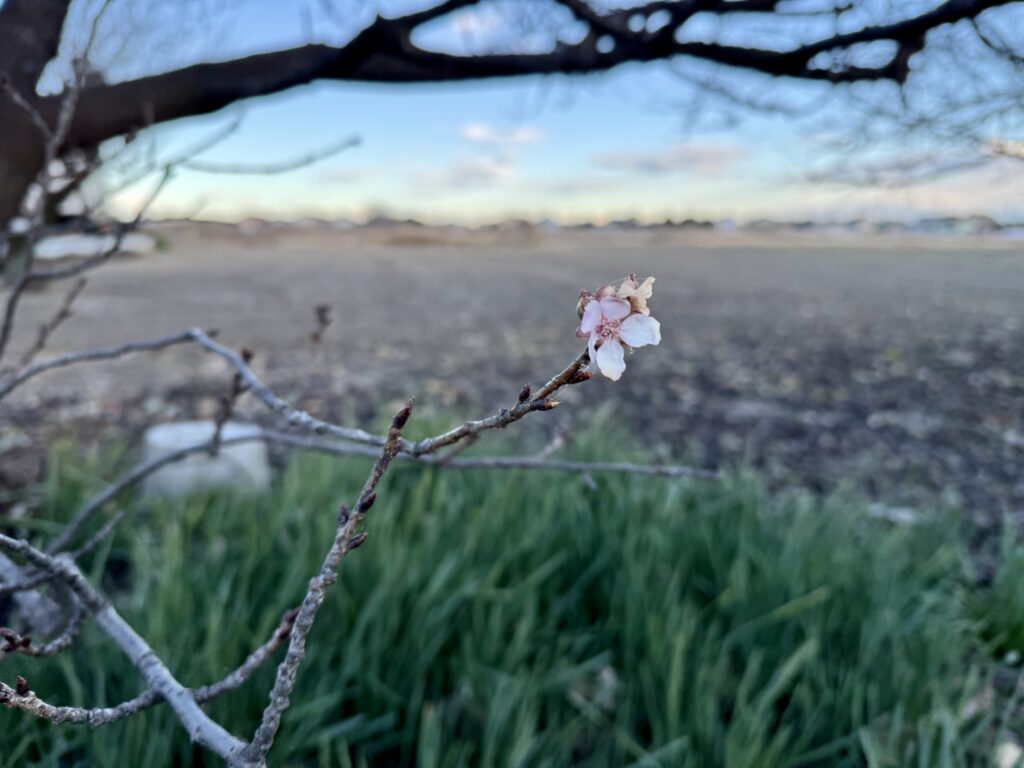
left=576, top=289, right=661, bottom=382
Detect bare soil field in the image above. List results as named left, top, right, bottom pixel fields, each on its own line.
left=5, top=225, right=1024, bottom=529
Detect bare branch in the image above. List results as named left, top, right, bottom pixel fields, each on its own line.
left=243, top=400, right=413, bottom=764
left=0, top=602, right=83, bottom=659
left=0, top=605, right=298, bottom=726
left=46, top=0, right=1016, bottom=151
left=69, top=510, right=125, bottom=560
left=0, top=329, right=208, bottom=403
left=188, top=329, right=383, bottom=447
left=408, top=349, right=591, bottom=455
left=0, top=534, right=249, bottom=760
left=17, top=277, right=86, bottom=367
left=180, top=135, right=361, bottom=175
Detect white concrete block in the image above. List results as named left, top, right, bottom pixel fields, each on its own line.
left=141, top=421, right=270, bottom=497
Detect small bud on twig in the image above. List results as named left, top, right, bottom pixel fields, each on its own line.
left=391, top=399, right=415, bottom=430
left=530, top=399, right=560, bottom=412
left=356, top=492, right=377, bottom=514
left=337, top=505, right=350, bottom=525
left=569, top=370, right=593, bottom=385
left=275, top=607, right=301, bottom=642
left=15, top=676, right=29, bottom=696
left=240, top=347, right=255, bottom=365
left=349, top=532, right=368, bottom=549
left=517, top=383, right=531, bottom=403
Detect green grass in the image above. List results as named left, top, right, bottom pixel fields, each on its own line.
left=2, top=432, right=1022, bottom=767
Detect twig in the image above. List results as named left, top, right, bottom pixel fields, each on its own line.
left=0, top=605, right=298, bottom=726
left=0, top=329, right=211, bottom=402
left=180, top=136, right=361, bottom=175
left=0, top=76, right=54, bottom=142
left=0, top=65, right=83, bottom=363
left=0, top=534, right=249, bottom=759
left=242, top=401, right=413, bottom=765
left=25, top=165, right=175, bottom=284
left=209, top=348, right=252, bottom=456
left=18, top=277, right=87, bottom=367
left=69, top=510, right=125, bottom=560
left=407, top=350, right=591, bottom=456
left=188, top=329, right=383, bottom=448
left=1, top=601, right=84, bottom=659
left=308, top=304, right=333, bottom=345
left=190, top=328, right=595, bottom=458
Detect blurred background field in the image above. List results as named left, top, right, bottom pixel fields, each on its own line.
left=4, top=421, right=1024, bottom=767
left=5, top=225, right=1023, bottom=531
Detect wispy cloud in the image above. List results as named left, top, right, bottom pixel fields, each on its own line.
left=460, top=121, right=544, bottom=146
left=314, top=167, right=370, bottom=185
left=410, top=153, right=517, bottom=191
left=592, top=141, right=746, bottom=176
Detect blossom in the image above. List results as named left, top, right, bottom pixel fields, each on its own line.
left=576, top=277, right=661, bottom=381
left=617, top=276, right=655, bottom=315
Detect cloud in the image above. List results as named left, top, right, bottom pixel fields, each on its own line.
left=314, top=167, right=369, bottom=185
left=410, top=153, right=517, bottom=191
left=460, top=121, right=544, bottom=146
left=592, top=141, right=746, bottom=176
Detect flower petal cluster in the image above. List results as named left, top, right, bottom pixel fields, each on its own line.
left=576, top=276, right=661, bottom=381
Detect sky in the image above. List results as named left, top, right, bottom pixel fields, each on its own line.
left=79, top=0, right=1024, bottom=225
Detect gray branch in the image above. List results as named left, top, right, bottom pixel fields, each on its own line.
left=0, top=605, right=298, bottom=726
left=0, top=534, right=250, bottom=760
left=241, top=401, right=414, bottom=765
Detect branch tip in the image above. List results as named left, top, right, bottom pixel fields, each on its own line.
left=531, top=399, right=560, bottom=412
left=391, top=399, right=415, bottom=430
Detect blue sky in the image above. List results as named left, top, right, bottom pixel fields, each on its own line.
left=89, top=0, right=1024, bottom=224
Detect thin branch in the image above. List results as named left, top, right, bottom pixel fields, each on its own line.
left=0, top=69, right=83, bottom=363
left=180, top=135, right=361, bottom=175
left=0, top=76, right=55, bottom=141
left=0, top=605, right=298, bottom=726
left=25, top=164, right=174, bottom=285
left=242, top=401, right=413, bottom=764
left=17, top=277, right=86, bottom=367
left=0, top=329, right=210, bottom=402
left=0, top=534, right=249, bottom=759
left=69, top=509, right=125, bottom=560
left=0, top=601, right=84, bottom=659
left=188, top=329, right=383, bottom=448
left=189, top=328, right=594, bottom=458
left=407, top=349, right=591, bottom=455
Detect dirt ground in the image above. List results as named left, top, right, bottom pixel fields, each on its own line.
left=4, top=224, right=1024, bottom=529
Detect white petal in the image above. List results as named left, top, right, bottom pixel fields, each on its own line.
left=618, top=314, right=661, bottom=348
left=595, top=339, right=626, bottom=381
left=588, top=333, right=598, bottom=364
left=637, top=276, right=655, bottom=299
left=600, top=297, right=631, bottom=321
left=579, top=300, right=602, bottom=334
